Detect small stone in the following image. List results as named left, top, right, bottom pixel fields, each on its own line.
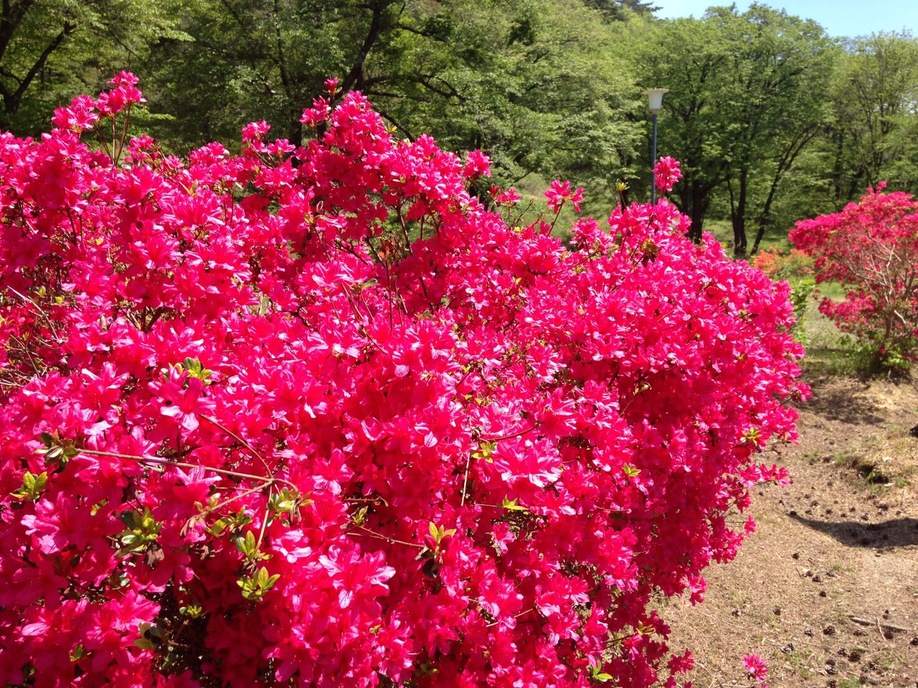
left=805, top=628, right=814, bottom=637
left=823, top=625, right=836, bottom=636
left=792, top=552, right=800, bottom=560
left=813, top=575, right=823, bottom=583
left=819, top=590, right=828, bottom=597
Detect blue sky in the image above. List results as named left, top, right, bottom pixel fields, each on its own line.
left=653, top=1, right=917, bottom=39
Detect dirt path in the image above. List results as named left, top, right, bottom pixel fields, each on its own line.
left=665, top=374, right=918, bottom=688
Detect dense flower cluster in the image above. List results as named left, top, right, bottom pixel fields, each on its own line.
left=0, top=76, right=806, bottom=687
left=790, top=184, right=918, bottom=367
left=652, top=157, right=681, bottom=195
left=742, top=654, right=768, bottom=686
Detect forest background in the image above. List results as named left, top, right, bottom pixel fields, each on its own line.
left=2, top=0, right=917, bottom=256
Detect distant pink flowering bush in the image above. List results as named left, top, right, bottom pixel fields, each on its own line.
left=752, top=247, right=813, bottom=281
left=0, top=75, right=806, bottom=687
left=790, top=184, right=918, bottom=370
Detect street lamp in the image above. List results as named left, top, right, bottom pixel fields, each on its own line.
left=646, top=88, right=668, bottom=204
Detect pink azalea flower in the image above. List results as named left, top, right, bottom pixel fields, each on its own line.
left=743, top=653, right=769, bottom=684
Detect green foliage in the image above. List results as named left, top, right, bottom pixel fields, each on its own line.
left=0, top=0, right=187, bottom=134
left=627, top=5, right=834, bottom=249
left=826, top=32, right=918, bottom=200
left=237, top=566, right=280, bottom=601
left=789, top=277, right=815, bottom=344
left=116, top=508, right=162, bottom=557
left=134, top=0, right=645, bottom=202
left=11, top=470, right=47, bottom=501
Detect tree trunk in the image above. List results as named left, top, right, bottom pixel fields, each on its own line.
left=752, top=128, right=817, bottom=254
left=686, top=180, right=708, bottom=243
left=731, top=170, right=748, bottom=259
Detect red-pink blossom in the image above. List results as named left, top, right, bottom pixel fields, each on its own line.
left=790, top=184, right=918, bottom=366
left=653, top=156, right=682, bottom=194
left=0, top=74, right=805, bottom=688
left=545, top=179, right=585, bottom=213
left=743, top=653, right=769, bottom=684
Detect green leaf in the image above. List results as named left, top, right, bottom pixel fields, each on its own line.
left=11, top=471, right=47, bottom=501
left=236, top=530, right=258, bottom=558
left=181, top=357, right=212, bottom=383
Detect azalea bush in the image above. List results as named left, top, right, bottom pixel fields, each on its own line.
left=752, top=248, right=815, bottom=344
left=0, top=75, right=806, bottom=688
left=790, top=185, right=918, bottom=372
left=751, top=247, right=813, bottom=281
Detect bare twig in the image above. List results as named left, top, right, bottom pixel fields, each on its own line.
left=460, top=452, right=471, bottom=507
left=849, top=616, right=912, bottom=633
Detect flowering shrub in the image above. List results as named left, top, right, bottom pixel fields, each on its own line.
left=751, top=247, right=813, bottom=281
left=752, top=248, right=815, bottom=345
left=790, top=185, right=918, bottom=371
left=0, top=75, right=806, bottom=687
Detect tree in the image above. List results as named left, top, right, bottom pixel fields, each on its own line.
left=628, top=5, right=833, bottom=251
left=142, top=0, right=405, bottom=147
left=0, top=0, right=184, bottom=134
left=583, top=0, right=659, bottom=22
left=709, top=4, right=834, bottom=256
left=826, top=31, right=918, bottom=201
left=372, top=0, right=643, bottom=195
left=629, top=15, right=733, bottom=239
left=142, top=0, right=643, bottom=202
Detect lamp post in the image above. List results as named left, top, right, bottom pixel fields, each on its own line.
left=646, top=88, right=668, bottom=204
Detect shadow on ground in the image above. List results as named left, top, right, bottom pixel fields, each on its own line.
left=803, top=377, right=886, bottom=425
left=789, top=512, right=918, bottom=548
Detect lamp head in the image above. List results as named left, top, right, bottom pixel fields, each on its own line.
left=646, top=88, right=669, bottom=115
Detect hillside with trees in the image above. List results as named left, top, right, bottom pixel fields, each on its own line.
left=2, top=1, right=917, bottom=249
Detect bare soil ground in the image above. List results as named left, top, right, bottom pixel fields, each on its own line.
left=663, top=371, right=918, bottom=688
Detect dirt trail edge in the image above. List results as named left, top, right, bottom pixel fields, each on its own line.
left=664, top=374, right=918, bottom=688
